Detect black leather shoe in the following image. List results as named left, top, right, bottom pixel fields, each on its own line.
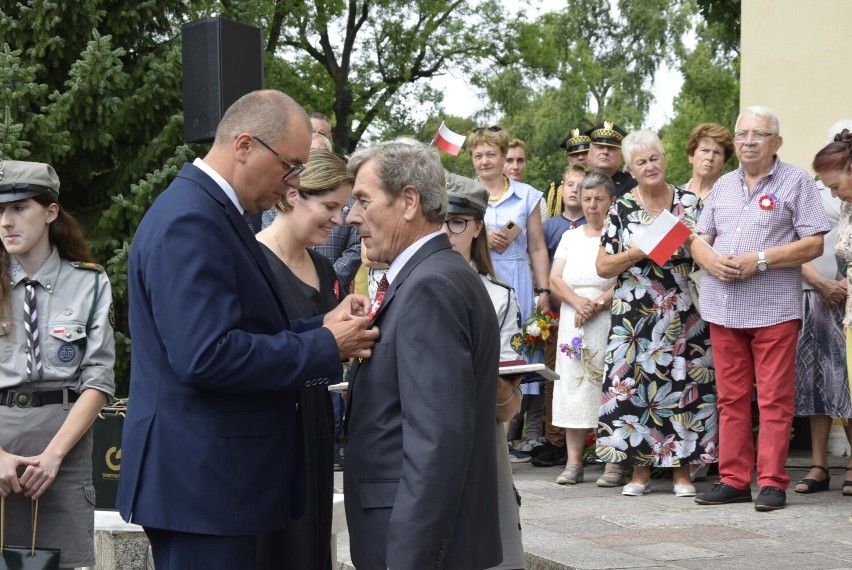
left=694, top=482, right=752, bottom=505
left=754, top=486, right=786, bottom=511
left=531, top=442, right=567, bottom=467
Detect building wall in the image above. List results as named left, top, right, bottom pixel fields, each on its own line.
left=741, top=0, right=852, bottom=172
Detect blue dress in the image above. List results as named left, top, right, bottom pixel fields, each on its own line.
left=484, top=178, right=545, bottom=392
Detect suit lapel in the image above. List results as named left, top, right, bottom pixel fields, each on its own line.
left=183, top=164, right=289, bottom=319
left=371, top=233, right=451, bottom=322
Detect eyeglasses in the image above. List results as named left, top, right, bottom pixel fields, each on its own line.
left=253, top=136, right=305, bottom=181
left=443, top=217, right=476, bottom=234
left=733, top=131, right=775, bottom=143
left=473, top=125, right=503, bottom=133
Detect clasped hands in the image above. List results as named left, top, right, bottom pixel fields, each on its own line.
left=323, top=294, right=380, bottom=360
left=574, top=297, right=605, bottom=328
left=0, top=447, right=61, bottom=500
left=704, top=251, right=761, bottom=282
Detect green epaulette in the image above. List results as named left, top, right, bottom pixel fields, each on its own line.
left=486, top=274, right=512, bottom=291
left=71, top=261, right=105, bottom=272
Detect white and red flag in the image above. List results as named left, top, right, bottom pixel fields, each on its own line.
left=432, top=121, right=466, bottom=155
left=635, top=209, right=692, bottom=265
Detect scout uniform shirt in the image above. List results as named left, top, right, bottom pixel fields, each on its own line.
left=0, top=246, right=115, bottom=396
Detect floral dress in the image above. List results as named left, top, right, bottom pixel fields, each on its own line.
left=595, top=188, right=718, bottom=467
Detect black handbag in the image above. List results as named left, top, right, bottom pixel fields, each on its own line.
left=0, top=497, right=60, bottom=570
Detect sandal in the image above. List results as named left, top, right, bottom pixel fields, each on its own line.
left=596, top=465, right=627, bottom=487
left=794, top=464, right=830, bottom=494
left=556, top=464, right=584, bottom=485
left=843, top=468, right=852, bottom=497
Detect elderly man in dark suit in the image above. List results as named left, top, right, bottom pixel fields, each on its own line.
left=343, top=142, right=502, bottom=570
left=117, top=89, right=378, bottom=569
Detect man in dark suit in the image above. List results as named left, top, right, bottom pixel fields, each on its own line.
left=343, top=142, right=502, bottom=569
left=117, top=90, right=378, bottom=569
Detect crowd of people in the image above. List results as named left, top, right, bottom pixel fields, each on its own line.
left=2, top=89, right=852, bottom=570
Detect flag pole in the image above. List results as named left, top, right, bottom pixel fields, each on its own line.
left=690, top=231, right=721, bottom=256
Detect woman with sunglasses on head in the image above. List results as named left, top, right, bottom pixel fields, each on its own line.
left=469, top=126, right=551, bottom=458
left=254, top=149, right=354, bottom=570
left=0, top=160, right=115, bottom=570
left=441, top=172, right=525, bottom=570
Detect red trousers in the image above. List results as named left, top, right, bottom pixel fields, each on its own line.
left=709, top=320, right=800, bottom=490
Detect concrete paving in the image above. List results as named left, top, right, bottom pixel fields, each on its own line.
left=334, top=449, right=852, bottom=569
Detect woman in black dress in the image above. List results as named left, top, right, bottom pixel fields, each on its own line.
left=255, top=149, right=354, bottom=569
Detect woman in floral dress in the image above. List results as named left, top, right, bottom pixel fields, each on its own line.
left=594, top=130, right=717, bottom=497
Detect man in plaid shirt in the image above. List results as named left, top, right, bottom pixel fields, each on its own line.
left=691, top=106, right=830, bottom=511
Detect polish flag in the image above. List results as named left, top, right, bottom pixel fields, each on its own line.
left=432, top=122, right=466, bottom=155
left=636, top=209, right=692, bottom=266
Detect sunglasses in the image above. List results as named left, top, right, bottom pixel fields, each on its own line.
left=472, top=125, right=504, bottom=133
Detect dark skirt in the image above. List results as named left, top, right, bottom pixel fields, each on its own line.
left=256, top=388, right=335, bottom=570
left=0, top=403, right=96, bottom=568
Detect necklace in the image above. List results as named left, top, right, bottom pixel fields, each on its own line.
left=635, top=185, right=672, bottom=216
left=274, top=235, right=306, bottom=272
left=488, top=176, right=510, bottom=203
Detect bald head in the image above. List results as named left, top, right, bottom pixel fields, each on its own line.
left=214, top=90, right=310, bottom=148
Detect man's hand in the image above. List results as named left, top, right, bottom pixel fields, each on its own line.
left=325, top=294, right=373, bottom=321
left=0, top=448, right=38, bottom=497
left=325, top=315, right=379, bottom=360
left=729, top=252, right=760, bottom=280
left=703, top=253, right=744, bottom=282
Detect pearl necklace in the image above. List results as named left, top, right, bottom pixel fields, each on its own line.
left=488, top=176, right=510, bottom=203
left=635, top=185, right=673, bottom=216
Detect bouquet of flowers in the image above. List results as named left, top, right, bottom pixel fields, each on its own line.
left=559, top=329, right=604, bottom=385
left=521, top=308, right=558, bottom=357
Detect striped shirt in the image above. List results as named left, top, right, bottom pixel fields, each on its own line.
left=695, top=157, right=830, bottom=328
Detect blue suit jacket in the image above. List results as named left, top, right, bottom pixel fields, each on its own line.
left=117, top=163, right=342, bottom=535
left=344, top=234, right=502, bottom=569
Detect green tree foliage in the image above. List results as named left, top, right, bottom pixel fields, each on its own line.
left=0, top=0, right=511, bottom=393
left=473, top=0, right=693, bottom=192
left=660, top=19, right=740, bottom=185
left=231, top=0, right=509, bottom=153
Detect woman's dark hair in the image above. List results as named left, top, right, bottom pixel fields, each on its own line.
left=0, top=195, right=96, bottom=318
left=470, top=221, right=496, bottom=278
left=813, top=129, right=852, bottom=174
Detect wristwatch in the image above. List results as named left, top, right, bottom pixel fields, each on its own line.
left=597, top=299, right=606, bottom=307
left=757, top=251, right=768, bottom=272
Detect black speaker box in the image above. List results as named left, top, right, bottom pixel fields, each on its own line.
left=182, top=17, right=265, bottom=143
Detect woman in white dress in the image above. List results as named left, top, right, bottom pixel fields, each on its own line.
left=549, top=172, right=616, bottom=484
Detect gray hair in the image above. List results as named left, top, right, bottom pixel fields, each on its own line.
left=736, top=105, right=780, bottom=134
left=348, top=141, right=447, bottom=223
left=622, top=129, right=664, bottom=166
left=580, top=171, right=616, bottom=197
left=214, top=90, right=310, bottom=147
left=826, top=119, right=852, bottom=145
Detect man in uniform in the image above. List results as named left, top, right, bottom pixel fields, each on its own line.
left=587, top=121, right=636, bottom=198
left=545, top=128, right=592, bottom=218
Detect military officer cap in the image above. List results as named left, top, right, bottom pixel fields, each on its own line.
left=446, top=172, right=488, bottom=219
left=560, top=128, right=592, bottom=155
left=589, top=121, right=628, bottom=148
left=0, top=160, right=60, bottom=203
